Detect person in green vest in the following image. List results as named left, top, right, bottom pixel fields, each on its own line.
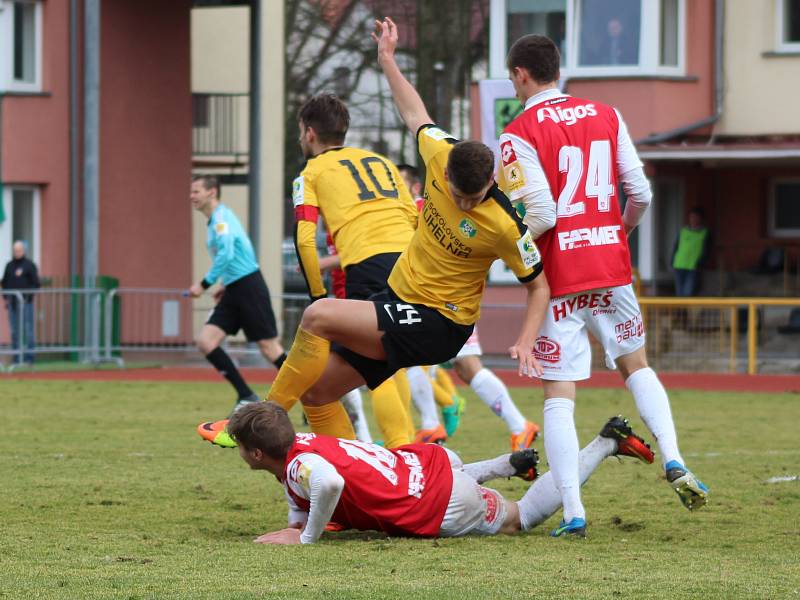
left=671, top=208, right=712, bottom=296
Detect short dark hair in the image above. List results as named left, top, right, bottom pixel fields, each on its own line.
left=447, top=141, right=495, bottom=195
left=227, top=402, right=296, bottom=459
left=507, top=34, right=560, bottom=84
left=689, top=207, right=705, bottom=219
left=297, top=93, right=350, bottom=145
left=192, top=175, right=220, bottom=197
left=397, top=163, right=420, bottom=184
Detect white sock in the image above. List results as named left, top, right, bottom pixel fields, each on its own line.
left=543, top=397, right=584, bottom=522
left=406, top=366, right=440, bottom=430
left=341, top=388, right=372, bottom=443
left=626, top=367, right=683, bottom=468
left=517, top=435, right=614, bottom=530
left=470, top=368, right=527, bottom=434
left=462, top=454, right=515, bottom=484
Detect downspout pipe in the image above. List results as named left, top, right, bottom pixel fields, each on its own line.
left=636, top=0, right=724, bottom=145
left=248, top=0, right=261, bottom=259
left=69, top=0, right=79, bottom=282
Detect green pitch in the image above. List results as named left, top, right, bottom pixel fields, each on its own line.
left=2, top=379, right=798, bottom=599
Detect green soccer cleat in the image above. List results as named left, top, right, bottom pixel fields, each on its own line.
left=197, top=419, right=237, bottom=448
left=441, top=394, right=466, bottom=437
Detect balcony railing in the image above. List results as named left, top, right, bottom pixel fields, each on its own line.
left=192, top=92, right=249, bottom=157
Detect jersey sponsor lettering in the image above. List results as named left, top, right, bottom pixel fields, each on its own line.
left=533, top=336, right=561, bottom=363
left=537, top=103, right=597, bottom=126
left=557, top=225, right=622, bottom=251
left=397, top=450, right=425, bottom=499
left=552, top=290, right=614, bottom=322
left=422, top=201, right=473, bottom=258
left=615, top=313, right=644, bottom=343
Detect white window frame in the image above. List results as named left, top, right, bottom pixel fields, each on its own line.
left=768, top=178, right=800, bottom=238
left=491, top=0, right=686, bottom=78
left=0, top=185, right=41, bottom=267
left=0, top=0, right=44, bottom=93
left=775, top=0, right=800, bottom=53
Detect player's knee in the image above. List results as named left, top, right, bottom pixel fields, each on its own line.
left=454, top=356, right=480, bottom=383
left=300, top=299, right=336, bottom=336
left=195, top=334, right=216, bottom=355
left=300, top=387, right=332, bottom=407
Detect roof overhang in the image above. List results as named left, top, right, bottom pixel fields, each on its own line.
left=637, top=146, right=800, bottom=162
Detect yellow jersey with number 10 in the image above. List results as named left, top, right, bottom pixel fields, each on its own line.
left=292, top=147, right=418, bottom=268
left=387, top=125, right=543, bottom=326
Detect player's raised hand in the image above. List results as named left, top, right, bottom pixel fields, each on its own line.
left=254, top=528, right=302, bottom=545
left=371, top=17, right=398, bottom=61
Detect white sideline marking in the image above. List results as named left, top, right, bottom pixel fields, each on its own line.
left=765, top=475, right=798, bottom=484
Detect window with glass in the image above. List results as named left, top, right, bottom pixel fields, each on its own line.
left=777, top=0, right=800, bottom=51
left=499, top=0, right=685, bottom=77
left=1, top=0, right=42, bottom=91
left=0, top=186, right=40, bottom=267
left=769, top=179, right=800, bottom=238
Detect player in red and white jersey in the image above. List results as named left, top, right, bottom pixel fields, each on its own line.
left=497, top=35, right=708, bottom=535
left=227, top=401, right=654, bottom=544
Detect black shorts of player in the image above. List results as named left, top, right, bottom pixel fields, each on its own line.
left=344, top=252, right=401, bottom=300
left=206, top=270, right=278, bottom=341
left=332, top=287, right=473, bottom=390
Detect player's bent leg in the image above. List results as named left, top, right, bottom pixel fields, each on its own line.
left=616, top=348, right=708, bottom=509
left=198, top=324, right=257, bottom=403
left=406, top=365, right=442, bottom=437
left=267, top=326, right=331, bottom=411
left=371, top=378, right=412, bottom=448
left=300, top=353, right=365, bottom=439
left=393, top=370, right=417, bottom=440
left=300, top=298, right=386, bottom=360
left=256, top=337, right=286, bottom=369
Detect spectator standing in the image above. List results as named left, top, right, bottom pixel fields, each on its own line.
left=672, top=207, right=711, bottom=297
left=2, top=240, right=40, bottom=364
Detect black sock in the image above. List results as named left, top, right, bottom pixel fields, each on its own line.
left=205, top=347, right=254, bottom=399
left=273, top=352, right=287, bottom=370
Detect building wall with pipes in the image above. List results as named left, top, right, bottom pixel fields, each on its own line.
left=716, top=0, right=800, bottom=135
left=0, top=1, right=192, bottom=289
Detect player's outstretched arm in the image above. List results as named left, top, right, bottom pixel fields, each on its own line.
left=373, top=17, right=432, bottom=135
left=509, top=272, right=550, bottom=378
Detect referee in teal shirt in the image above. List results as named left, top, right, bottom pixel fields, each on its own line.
left=189, top=175, right=286, bottom=410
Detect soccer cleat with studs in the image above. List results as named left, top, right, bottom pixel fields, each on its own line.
left=510, top=420, right=540, bottom=452
left=197, top=419, right=237, bottom=448
left=599, top=415, right=655, bottom=464
left=665, top=460, right=709, bottom=510
left=509, top=447, right=539, bottom=481
left=550, top=517, right=587, bottom=538
left=414, top=424, right=447, bottom=445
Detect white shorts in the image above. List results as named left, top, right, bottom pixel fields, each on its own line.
left=455, top=327, right=482, bottom=359
left=533, top=284, right=645, bottom=381
left=438, top=470, right=506, bottom=537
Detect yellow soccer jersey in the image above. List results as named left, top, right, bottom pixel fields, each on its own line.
left=293, top=147, right=418, bottom=298
left=388, top=125, right=543, bottom=326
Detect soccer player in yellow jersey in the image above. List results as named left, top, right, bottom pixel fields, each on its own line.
left=201, top=18, right=550, bottom=445
left=291, top=93, right=419, bottom=448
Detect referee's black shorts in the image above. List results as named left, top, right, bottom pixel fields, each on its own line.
left=206, top=270, right=278, bottom=341
left=332, top=287, right=473, bottom=390
left=344, top=252, right=400, bottom=300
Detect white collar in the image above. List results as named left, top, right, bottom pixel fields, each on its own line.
left=524, top=88, right=568, bottom=111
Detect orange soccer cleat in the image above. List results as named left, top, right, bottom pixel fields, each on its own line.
left=510, top=420, right=540, bottom=452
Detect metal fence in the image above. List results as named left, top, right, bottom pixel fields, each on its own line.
left=2, top=287, right=799, bottom=374
left=0, top=288, right=105, bottom=371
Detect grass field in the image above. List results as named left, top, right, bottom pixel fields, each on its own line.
left=2, top=379, right=799, bottom=599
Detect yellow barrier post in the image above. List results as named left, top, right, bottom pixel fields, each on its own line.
left=729, top=306, right=738, bottom=373
left=747, top=303, right=757, bottom=375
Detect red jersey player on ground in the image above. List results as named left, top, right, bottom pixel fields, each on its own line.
left=227, top=401, right=653, bottom=544
left=497, top=34, right=708, bottom=537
